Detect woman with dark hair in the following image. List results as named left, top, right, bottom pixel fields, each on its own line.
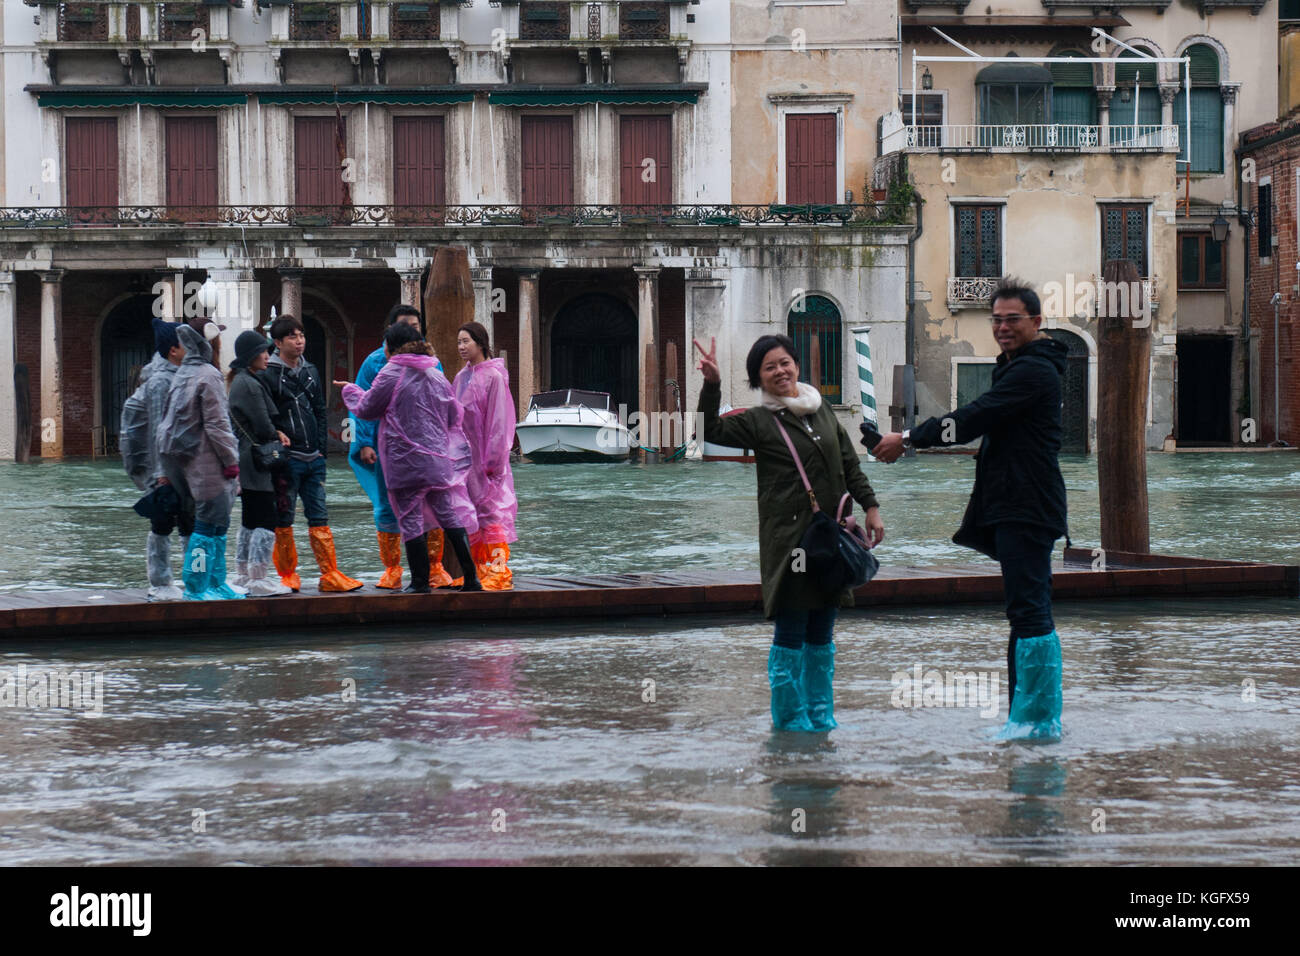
left=694, top=334, right=884, bottom=731
left=335, top=322, right=482, bottom=592
left=228, top=330, right=293, bottom=597
left=454, top=321, right=518, bottom=590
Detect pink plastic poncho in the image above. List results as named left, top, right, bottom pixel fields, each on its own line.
left=341, top=352, right=478, bottom=542
left=453, top=357, right=518, bottom=545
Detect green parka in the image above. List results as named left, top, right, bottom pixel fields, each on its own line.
left=700, top=379, right=880, bottom=619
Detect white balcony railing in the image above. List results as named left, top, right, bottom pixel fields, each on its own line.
left=896, top=124, right=1179, bottom=153
left=947, top=276, right=1002, bottom=309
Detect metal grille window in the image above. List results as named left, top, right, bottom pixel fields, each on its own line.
left=1178, top=233, right=1224, bottom=289
left=1102, top=204, right=1149, bottom=276
left=391, top=3, right=440, bottom=41
left=1258, top=183, right=1273, bottom=260
left=620, top=2, right=669, bottom=40
left=954, top=205, right=1001, bottom=278
left=290, top=2, right=340, bottom=41
left=58, top=2, right=109, bottom=41
left=787, top=295, right=842, bottom=404
left=520, top=2, right=570, bottom=40
left=1174, top=45, right=1224, bottom=174
left=159, top=3, right=210, bottom=42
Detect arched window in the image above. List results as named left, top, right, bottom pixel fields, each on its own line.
left=787, top=295, right=842, bottom=404
left=1109, top=48, right=1160, bottom=147
left=1051, top=51, right=1097, bottom=128
left=1174, top=44, right=1224, bottom=173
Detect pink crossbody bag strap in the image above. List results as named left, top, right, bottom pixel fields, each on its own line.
left=772, top=413, right=866, bottom=544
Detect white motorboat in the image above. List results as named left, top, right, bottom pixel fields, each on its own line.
left=515, top=389, right=632, bottom=462
left=702, top=405, right=756, bottom=463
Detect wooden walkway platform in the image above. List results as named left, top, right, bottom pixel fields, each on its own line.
left=0, top=548, right=1293, bottom=640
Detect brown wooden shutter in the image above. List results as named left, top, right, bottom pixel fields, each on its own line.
left=619, top=115, right=672, bottom=207
left=294, top=116, right=347, bottom=213
left=393, top=116, right=446, bottom=222
left=165, top=115, right=218, bottom=222
left=521, top=116, right=573, bottom=207
left=785, top=113, right=836, bottom=204
left=65, top=116, right=119, bottom=223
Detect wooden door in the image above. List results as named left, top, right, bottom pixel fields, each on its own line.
left=521, top=116, right=573, bottom=208
left=393, top=116, right=446, bottom=223
left=620, top=115, right=672, bottom=209
left=785, top=113, right=836, bottom=204
left=165, top=115, right=218, bottom=221
left=294, top=116, right=347, bottom=217
left=65, top=116, right=119, bottom=224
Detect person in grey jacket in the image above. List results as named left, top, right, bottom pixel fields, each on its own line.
left=227, top=330, right=292, bottom=597
left=120, top=319, right=189, bottom=601
left=157, top=322, right=245, bottom=601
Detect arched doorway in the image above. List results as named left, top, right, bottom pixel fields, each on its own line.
left=1046, top=328, right=1089, bottom=453
left=100, top=295, right=157, bottom=451
left=549, top=293, right=638, bottom=411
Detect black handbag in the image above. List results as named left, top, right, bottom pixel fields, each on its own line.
left=773, top=414, right=880, bottom=594
left=232, top=415, right=285, bottom=472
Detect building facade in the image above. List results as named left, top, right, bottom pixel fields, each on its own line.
left=0, top=0, right=909, bottom=462
left=887, top=0, right=1276, bottom=450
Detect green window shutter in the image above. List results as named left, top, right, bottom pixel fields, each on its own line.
left=957, top=364, right=995, bottom=409
left=1174, top=89, right=1224, bottom=173
left=1115, top=52, right=1158, bottom=90
left=1052, top=87, right=1097, bottom=126
left=1050, top=56, right=1093, bottom=88
left=1186, top=45, right=1220, bottom=86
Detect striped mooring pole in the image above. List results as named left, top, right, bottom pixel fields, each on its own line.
left=849, top=326, right=878, bottom=427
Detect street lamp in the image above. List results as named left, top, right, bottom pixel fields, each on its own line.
left=1210, top=215, right=1230, bottom=243
left=921, top=67, right=933, bottom=91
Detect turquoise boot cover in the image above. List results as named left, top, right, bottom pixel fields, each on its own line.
left=801, top=642, right=838, bottom=731
left=768, top=645, right=814, bottom=732
left=205, top=534, right=246, bottom=601
left=181, top=533, right=212, bottom=601
left=998, top=631, right=1062, bottom=741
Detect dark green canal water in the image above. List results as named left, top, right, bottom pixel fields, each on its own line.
left=0, top=453, right=1296, bottom=864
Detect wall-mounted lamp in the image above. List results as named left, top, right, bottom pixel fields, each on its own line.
left=1119, top=85, right=1131, bottom=103
left=921, top=67, right=933, bottom=91
left=1210, top=215, right=1230, bottom=243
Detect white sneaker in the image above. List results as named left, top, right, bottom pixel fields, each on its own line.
left=147, top=584, right=184, bottom=602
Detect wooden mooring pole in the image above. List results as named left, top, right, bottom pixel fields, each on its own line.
left=1097, top=258, right=1151, bottom=553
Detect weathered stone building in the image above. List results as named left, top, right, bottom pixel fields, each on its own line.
left=886, top=0, right=1276, bottom=450
left=0, top=0, right=909, bottom=461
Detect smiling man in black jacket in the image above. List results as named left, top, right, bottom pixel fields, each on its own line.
left=874, top=279, right=1065, bottom=741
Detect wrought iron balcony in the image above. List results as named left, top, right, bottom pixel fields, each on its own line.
left=519, top=1, right=569, bottom=40
left=58, top=2, right=110, bottom=41
left=390, top=2, right=441, bottom=40
left=895, top=123, right=1179, bottom=153
left=619, top=2, right=669, bottom=40
left=947, top=276, right=1002, bottom=310
left=0, top=203, right=913, bottom=230
left=159, top=3, right=211, bottom=41
left=290, top=1, right=341, bottom=40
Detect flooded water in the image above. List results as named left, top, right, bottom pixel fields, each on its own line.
left=0, top=453, right=1297, bottom=865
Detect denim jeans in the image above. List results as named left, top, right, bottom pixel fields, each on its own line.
left=278, top=456, right=329, bottom=528
left=773, top=606, right=838, bottom=649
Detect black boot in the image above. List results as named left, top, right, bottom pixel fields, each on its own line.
left=403, top=534, right=431, bottom=593
left=445, top=528, right=482, bottom=591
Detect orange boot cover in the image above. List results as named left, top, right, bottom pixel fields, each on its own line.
left=376, top=531, right=403, bottom=589
left=273, top=527, right=301, bottom=591
left=483, top=541, right=513, bottom=591
left=426, top=529, right=454, bottom=588
left=309, top=526, right=364, bottom=592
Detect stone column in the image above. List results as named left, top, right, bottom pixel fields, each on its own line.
left=471, top=266, right=495, bottom=343
left=39, top=269, right=64, bottom=459
left=516, top=269, right=541, bottom=421
left=1220, top=84, right=1239, bottom=178
left=683, top=268, right=728, bottom=457
left=634, top=265, right=660, bottom=416
left=1096, top=87, right=1113, bottom=148
left=398, top=269, right=422, bottom=308
left=0, top=271, right=15, bottom=461
left=279, top=267, right=303, bottom=320
left=208, top=268, right=257, bottom=371
left=1158, top=84, right=1179, bottom=141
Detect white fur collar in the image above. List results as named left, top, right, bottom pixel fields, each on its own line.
left=761, top=381, right=823, bottom=416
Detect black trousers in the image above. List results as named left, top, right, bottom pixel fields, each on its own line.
left=994, top=522, right=1058, bottom=702
left=240, top=489, right=279, bottom=531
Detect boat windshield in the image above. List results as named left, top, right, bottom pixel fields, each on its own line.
left=529, top=389, right=611, bottom=411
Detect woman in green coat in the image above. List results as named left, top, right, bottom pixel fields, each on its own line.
left=695, top=334, right=884, bottom=732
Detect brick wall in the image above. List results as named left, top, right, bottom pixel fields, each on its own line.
left=1243, top=126, right=1300, bottom=446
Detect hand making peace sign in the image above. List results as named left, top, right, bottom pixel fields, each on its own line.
left=692, top=336, right=720, bottom=384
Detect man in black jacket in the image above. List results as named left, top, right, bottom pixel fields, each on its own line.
left=874, top=279, right=1065, bottom=740
left=259, top=314, right=363, bottom=593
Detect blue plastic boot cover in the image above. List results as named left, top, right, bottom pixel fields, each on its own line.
left=801, top=642, right=838, bottom=731
left=204, top=534, right=246, bottom=601
left=182, top=532, right=212, bottom=601
left=998, top=631, right=1062, bottom=741
left=768, top=645, right=815, bottom=732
